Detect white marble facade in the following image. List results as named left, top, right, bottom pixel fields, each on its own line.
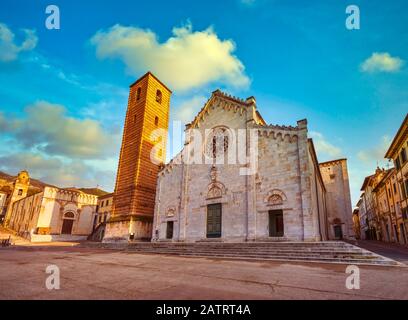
left=153, top=90, right=353, bottom=242
left=8, top=186, right=98, bottom=242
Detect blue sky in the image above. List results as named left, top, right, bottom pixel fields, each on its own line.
left=0, top=0, right=407, bottom=206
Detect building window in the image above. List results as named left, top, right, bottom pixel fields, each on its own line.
left=18, top=189, right=23, bottom=196
left=106, top=200, right=109, bottom=206
left=401, top=148, right=407, bottom=164
left=405, top=180, right=408, bottom=199
left=100, top=201, right=104, bottom=207
left=402, top=208, right=408, bottom=220
left=136, top=87, right=141, bottom=100
left=156, top=90, right=162, bottom=104
left=401, top=182, right=407, bottom=199
left=393, top=183, right=397, bottom=194
left=155, top=116, right=159, bottom=126
left=395, top=157, right=401, bottom=170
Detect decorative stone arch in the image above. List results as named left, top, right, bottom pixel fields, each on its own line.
left=63, top=211, right=75, bottom=219
left=206, top=182, right=226, bottom=200
left=58, top=202, right=78, bottom=217
left=264, top=189, right=287, bottom=206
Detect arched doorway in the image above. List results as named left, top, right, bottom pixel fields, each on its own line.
left=61, top=211, right=75, bottom=234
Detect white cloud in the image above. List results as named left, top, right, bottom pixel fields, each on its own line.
left=172, top=95, right=207, bottom=123
left=360, top=52, right=404, bottom=73
left=0, top=152, right=115, bottom=190
left=2, top=101, right=120, bottom=160
left=357, top=135, right=392, bottom=165
left=0, top=23, right=38, bottom=62
left=310, top=131, right=342, bottom=158
left=91, top=22, right=250, bottom=91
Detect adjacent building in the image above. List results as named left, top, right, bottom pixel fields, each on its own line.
left=7, top=186, right=98, bottom=242
left=356, top=113, right=408, bottom=244
left=1, top=170, right=108, bottom=242
left=97, top=193, right=114, bottom=225
left=90, top=192, right=114, bottom=241
left=352, top=208, right=361, bottom=240
left=0, top=191, right=7, bottom=222
left=385, top=113, right=408, bottom=244
left=372, top=168, right=399, bottom=242
left=358, top=168, right=389, bottom=240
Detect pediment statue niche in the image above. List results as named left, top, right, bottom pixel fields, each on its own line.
left=210, top=166, right=218, bottom=182
left=166, top=207, right=176, bottom=217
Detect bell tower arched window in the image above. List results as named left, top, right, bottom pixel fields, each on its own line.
left=156, top=90, right=162, bottom=104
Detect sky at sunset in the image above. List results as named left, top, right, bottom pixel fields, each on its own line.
left=0, top=0, right=407, bottom=206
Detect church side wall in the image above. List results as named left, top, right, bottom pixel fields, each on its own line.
left=320, top=160, right=353, bottom=239
left=308, top=144, right=328, bottom=241
left=256, top=130, right=304, bottom=240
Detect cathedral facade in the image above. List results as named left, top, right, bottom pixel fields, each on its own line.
left=153, top=91, right=353, bottom=242
left=104, top=72, right=353, bottom=243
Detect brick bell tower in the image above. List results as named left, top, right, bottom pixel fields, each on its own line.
left=104, top=72, right=171, bottom=242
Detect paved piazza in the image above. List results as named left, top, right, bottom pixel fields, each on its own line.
left=0, top=245, right=407, bottom=300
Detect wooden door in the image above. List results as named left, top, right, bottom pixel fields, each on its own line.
left=207, top=204, right=222, bottom=238
left=269, top=210, right=284, bottom=237
left=61, top=219, right=74, bottom=234
left=166, top=221, right=174, bottom=239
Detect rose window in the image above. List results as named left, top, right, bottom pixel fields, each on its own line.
left=205, top=127, right=229, bottom=159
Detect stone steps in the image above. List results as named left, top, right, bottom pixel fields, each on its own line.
left=127, top=248, right=374, bottom=257
left=123, top=241, right=401, bottom=266
left=127, top=250, right=394, bottom=265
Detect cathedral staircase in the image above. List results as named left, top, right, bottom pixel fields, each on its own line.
left=124, top=241, right=402, bottom=266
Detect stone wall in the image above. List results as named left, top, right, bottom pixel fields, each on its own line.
left=319, top=160, right=353, bottom=239
left=255, top=124, right=305, bottom=241
left=8, top=191, right=43, bottom=237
